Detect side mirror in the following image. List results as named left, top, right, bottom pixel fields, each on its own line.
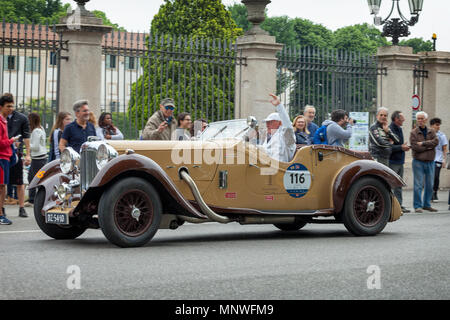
left=247, top=116, right=258, bottom=129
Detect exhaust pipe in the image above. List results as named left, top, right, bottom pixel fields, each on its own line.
left=179, top=169, right=233, bottom=224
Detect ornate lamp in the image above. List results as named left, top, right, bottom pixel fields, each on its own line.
left=366, top=0, right=424, bottom=45
left=241, top=0, right=271, bottom=35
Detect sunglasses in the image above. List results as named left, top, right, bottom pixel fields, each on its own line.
left=165, top=106, right=175, bottom=111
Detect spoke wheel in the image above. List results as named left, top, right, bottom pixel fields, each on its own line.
left=353, top=186, right=385, bottom=227
left=342, top=177, right=391, bottom=236
left=99, top=177, right=162, bottom=248
left=114, top=189, right=154, bottom=237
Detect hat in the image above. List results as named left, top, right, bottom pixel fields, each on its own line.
left=264, top=113, right=281, bottom=122
left=161, top=98, right=175, bottom=108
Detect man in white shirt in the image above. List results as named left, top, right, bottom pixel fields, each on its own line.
left=260, top=94, right=296, bottom=163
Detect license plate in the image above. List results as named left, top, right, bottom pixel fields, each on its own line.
left=45, top=212, right=69, bottom=225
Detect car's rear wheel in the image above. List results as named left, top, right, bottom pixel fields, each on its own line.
left=342, top=177, right=391, bottom=236
left=98, top=177, right=162, bottom=248
left=33, top=188, right=87, bottom=240
left=274, top=221, right=307, bottom=231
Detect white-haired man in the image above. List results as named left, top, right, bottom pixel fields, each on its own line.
left=261, top=94, right=296, bottom=163
left=368, top=107, right=400, bottom=166
left=410, top=111, right=439, bottom=213
left=303, top=105, right=319, bottom=140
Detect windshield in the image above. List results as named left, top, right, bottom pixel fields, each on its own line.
left=199, top=119, right=249, bottom=141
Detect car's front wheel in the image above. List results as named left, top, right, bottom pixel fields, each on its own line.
left=342, top=177, right=391, bottom=236
left=33, top=188, right=87, bottom=240
left=98, top=177, right=162, bottom=248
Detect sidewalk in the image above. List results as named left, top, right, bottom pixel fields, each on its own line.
left=399, top=189, right=449, bottom=213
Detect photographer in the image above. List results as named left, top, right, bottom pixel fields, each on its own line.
left=142, top=98, right=177, bottom=141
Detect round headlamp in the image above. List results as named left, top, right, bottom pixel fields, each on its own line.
left=96, top=143, right=118, bottom=170
left=60, top=147, right=80, bottom=174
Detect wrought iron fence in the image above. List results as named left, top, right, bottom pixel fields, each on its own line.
left=0, top=20, right=63, bottom=134
left=102, top=31, right=245, bottom=139
left=277, top=46, right=384, bottom=125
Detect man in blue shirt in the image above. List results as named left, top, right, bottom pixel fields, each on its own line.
left=303, top=105, right=319, bottom=140
left=59, top=100, right=97, bottom=153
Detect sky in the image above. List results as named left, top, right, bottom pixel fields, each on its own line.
left=62, top=0, right=450, bottom=51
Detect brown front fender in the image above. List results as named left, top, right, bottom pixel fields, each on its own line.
left=333, top=160, right=405, bottom=213
left=77, top=154, right=207, bottom=219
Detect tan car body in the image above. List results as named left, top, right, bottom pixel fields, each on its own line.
left=30, top=139, right=404, bottom=222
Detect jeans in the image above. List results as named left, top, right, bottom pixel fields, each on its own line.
left=389, top=163, right=404, bottom=206
left=433, top=162, right=442, bottom=193
left=412, top=159, right=435, bottom=209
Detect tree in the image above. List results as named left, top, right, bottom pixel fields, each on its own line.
left=0, top=0, right=70, bottom=24
left=399, top=38, right=433, bottom=53
left=227, top=3, right=250, bottom=34
left=261, top=16, right=296, bottom=46
left=291, top=18, right=333, bottom=48
left=333, top=23, right=389, bottom=54
left=151, top=0, right=241, bottom=39
left=129, top=0, right=241, bottom=128
left=0, top=0, right=124, bottom=29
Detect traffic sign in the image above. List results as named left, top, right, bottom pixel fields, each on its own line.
left=412, top=95, right=421, bottom=111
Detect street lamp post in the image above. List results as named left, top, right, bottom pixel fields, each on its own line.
left=366, top=0, right=424, bottom=45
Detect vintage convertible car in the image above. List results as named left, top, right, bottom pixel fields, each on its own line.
left=29, top=118, right=404, bottom=248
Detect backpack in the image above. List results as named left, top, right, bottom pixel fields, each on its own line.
left=313, top=125, right=329, bottom=145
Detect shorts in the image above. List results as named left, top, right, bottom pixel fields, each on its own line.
left=9, top=154, right=23, bottom=185
left=0, top=159, right=10, bottom=185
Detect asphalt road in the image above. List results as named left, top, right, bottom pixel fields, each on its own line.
left=1, top=190, right=449, bottom=300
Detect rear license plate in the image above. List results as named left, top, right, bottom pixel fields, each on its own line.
left=45, top=212, right=69, bottom=225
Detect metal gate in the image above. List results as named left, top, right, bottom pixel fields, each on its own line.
left=277, top=46, right=384, bottom=124
left=102, top=31, right=245, bottom=139
left=0, top=20, right=64, bottom=134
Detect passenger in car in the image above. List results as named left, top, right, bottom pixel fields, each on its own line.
left=260, top=94, right=296, bottom=162
left=292, top=115, right=311, bottom=145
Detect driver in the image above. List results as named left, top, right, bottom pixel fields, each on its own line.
left=260, top=94, right=296, bottom=162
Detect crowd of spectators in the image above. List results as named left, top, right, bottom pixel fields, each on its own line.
left=0, top=93, right=448, bottom=225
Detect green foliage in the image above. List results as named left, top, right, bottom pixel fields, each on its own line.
left=227, top=3, right=250, bottom=34
left=261, top=16, right=296, bottom=46
left=151, top=0, right=242, bottom=39
left=0, top=0, right=123, bottom=29
left=291, top=18, right=333, bottom=48
left=129, top=0, right=240, bottom=129
left=399, top=38, right=433, bottom=54
left=0, top=0, right=70, bottom=24
left=333, top=23, right=390, bottom=54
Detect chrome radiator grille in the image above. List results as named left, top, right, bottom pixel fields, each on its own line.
left=80, top=148, right=98, bottom=192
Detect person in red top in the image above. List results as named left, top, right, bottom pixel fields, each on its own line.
left=0, top=95, right=20, bottom=225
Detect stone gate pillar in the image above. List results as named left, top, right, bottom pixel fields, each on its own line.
left=56, top=0, right=111, bottom=115
left=421, top=51, right=450, bottom=189
left=235, top=0, right=283, bottom=122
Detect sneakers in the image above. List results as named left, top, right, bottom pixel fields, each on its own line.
left=0, top=214, right=12, bottom=225
left=415, top=208, right=423, bottom=213
left=423, top=207, right=438, bottom=212
left=401, top=206, right=411, bottom=213
left=18, top=207, right=28, bottom=218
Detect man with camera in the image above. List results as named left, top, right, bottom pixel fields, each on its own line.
left=142, top=98, right=177, bottom=141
